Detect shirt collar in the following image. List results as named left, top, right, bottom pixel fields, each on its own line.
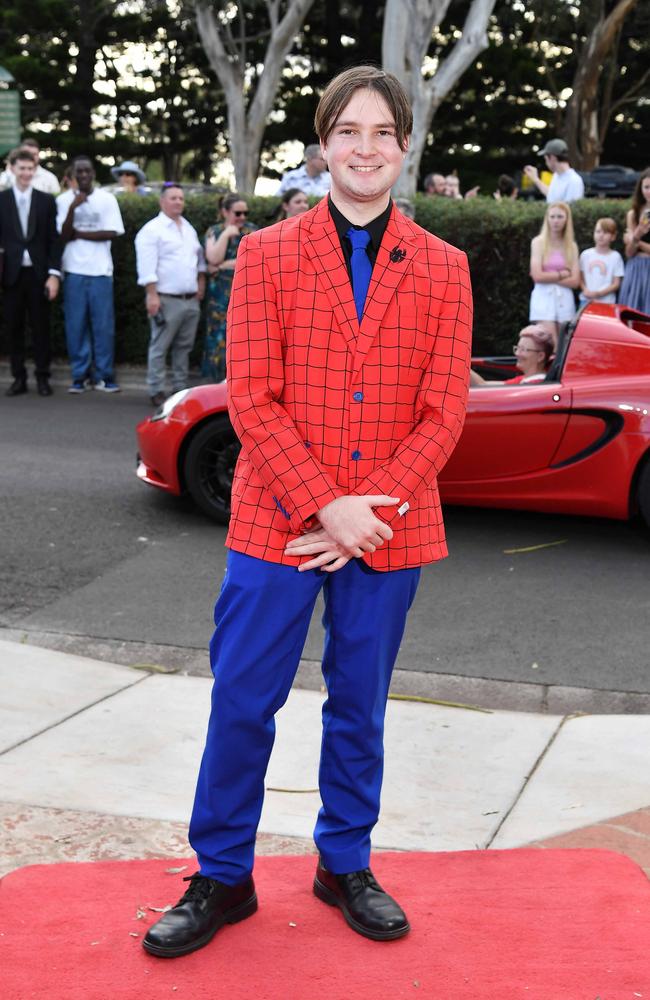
left=328, top=196, right=392, bottom=254
left=158, top=210, right=185, bottom=228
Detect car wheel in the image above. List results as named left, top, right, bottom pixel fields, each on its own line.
left=637, top=459, right=650, bottom=530
left=183, top=416, right=241, bottom=524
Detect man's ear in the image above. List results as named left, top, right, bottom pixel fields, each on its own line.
left=402, top=136, right=410, bottom=156
left=320, top=141, right=327, bottom=162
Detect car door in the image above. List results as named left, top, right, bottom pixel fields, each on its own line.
left=440, top=383, right=572, bottom=483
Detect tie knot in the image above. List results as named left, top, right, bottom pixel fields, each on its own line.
left=346, top=227, right=371, bottom=251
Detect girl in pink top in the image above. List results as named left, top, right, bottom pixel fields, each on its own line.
left=529, top=201, right=580, bottom=347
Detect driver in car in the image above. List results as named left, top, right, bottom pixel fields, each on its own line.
left=470, top=325, right=553, bottom=386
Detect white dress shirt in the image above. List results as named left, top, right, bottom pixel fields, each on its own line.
left=135, top=211, right=206, bottom=294
left=276, top=164, right=331, bottom=197
left=13, top=186, right=33, bottom=266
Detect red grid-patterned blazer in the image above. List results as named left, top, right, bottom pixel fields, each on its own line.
left=225, top=197, right=473, bottom=572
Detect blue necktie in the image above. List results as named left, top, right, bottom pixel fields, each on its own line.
left=346, top=227, right=372, bottom=323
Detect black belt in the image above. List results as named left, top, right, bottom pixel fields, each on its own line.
left=160, top=292, right=196, bottom=299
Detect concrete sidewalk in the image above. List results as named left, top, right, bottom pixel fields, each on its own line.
left=2, top=638, right=649, bottom=880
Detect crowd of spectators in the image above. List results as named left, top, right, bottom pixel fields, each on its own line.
left=0, top=135, right=648, bottom=402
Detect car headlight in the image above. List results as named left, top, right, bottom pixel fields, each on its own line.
left=150, top=389, right=191, bottom=422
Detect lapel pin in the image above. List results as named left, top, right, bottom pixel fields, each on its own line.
left=389, top=246, right=407, bottom=263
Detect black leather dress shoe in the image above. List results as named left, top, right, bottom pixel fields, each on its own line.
left=37, top=377, right=53, bottom=397
left=6, top=378, right=27, bottom=397
left=142, top=872, right=257, bottom=958
left=313, top=862, right=410, bottom=941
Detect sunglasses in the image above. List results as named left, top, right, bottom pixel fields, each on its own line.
left=162, top=181, right=183, bottom=190
left=232, top=210, right=248, bottom=217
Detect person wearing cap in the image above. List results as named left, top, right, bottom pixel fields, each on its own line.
left=523, top=139, right=585, bottom=203
left=276, top=143, right=331, bottom=197
left=111, top=160, right=151, bottom=196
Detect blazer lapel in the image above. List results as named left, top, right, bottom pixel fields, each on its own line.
left=26, top=191, right=37, bottom=242
left=8, top=190, right=23, bottom=240
left=353, top=208, right=420, bottom=375
left=302, top=200, right=359, bottom=352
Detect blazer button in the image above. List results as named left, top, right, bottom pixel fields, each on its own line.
left=353, top=392, right=363, bottom=402
left=351, top=450, right=361, bottom=460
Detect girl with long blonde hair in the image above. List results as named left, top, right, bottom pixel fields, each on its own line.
left=529, top=201, right=580, bottom=346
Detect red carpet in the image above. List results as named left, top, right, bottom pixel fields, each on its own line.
left=1, top=850, right=649, bottom=999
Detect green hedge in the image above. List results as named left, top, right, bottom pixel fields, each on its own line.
left=38, top=194, right=629, bottom=362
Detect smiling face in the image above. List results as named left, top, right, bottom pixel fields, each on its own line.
left=514, top=334, right=546, bottom=375
left=320, top=88, right=407, bottom=218
left=222, top=200, right=248, bottom=228
left=12, top=156, right=36, bottom=191
left=74, top=159, right=95, bottom=193
left=283, top=191, right=309, bottom=217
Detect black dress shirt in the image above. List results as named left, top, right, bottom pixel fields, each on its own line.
left=328, top=196, right=392, bottom=281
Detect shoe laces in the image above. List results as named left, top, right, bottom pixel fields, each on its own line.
left=176, top=872, right=215, bottom=906
left=347, top=868, right=379, bottom=892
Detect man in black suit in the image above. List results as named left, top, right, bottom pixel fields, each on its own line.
left=0, top=147, right=61, bottom=396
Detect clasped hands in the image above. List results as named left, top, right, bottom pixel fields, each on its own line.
left=284, top=494, right=399, bottom=573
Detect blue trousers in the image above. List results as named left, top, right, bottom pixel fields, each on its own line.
left=63, top=273, right=115, bottom=382
left=189, top=551, right=420, bottom=884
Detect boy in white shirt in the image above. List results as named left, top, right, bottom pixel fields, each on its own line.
left=579, top=217, right=625, bottom=308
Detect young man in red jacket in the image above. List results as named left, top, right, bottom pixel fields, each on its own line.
left=145, top=65, right=472, bottom=958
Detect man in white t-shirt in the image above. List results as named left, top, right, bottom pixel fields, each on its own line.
left=579, top=217, right=625, bottom=307
left=523, top=138, right=585, bottom=203
left=56, top=156, right=124, bottom=393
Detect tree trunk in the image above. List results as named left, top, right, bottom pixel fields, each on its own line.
left=69, top=10, right=103, bottom=142
left=195, top=0, right=316, bottom=194
left=383, top=0, right=496, bottom=198
left=564, top=0, right=638, bottom=170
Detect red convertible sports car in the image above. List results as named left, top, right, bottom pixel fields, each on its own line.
left=136, top=303, right=650, bottom=529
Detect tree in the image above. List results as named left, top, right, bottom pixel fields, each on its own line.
left=382, top=0, right=497, bottom=197
left=195, top=0, right=317, bottom=193
left=540, top=0, right=645, bottom=169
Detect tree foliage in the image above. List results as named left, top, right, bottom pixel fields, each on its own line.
left=0, top=0, right=647, bottom=190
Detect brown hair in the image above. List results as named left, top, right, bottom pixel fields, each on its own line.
left=220, top=192, right=246, bottom=213
left=8, top=147, right=36, bottom=166
left=596, top=217, right=617, bottom=237
left=314, top=66, right=412, bottom=151
left=631, top=167, right=650, bottom=224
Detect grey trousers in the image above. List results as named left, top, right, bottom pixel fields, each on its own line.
left=146, top=295, right=201, bottom=395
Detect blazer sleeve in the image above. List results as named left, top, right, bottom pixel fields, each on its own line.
left=45, top=195, right=62, bottom=273
left=352, top=250, right=473, bottom=525
left=226, top=237, right=344, bottom=532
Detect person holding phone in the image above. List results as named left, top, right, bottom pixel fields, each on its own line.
left=201, top=194, right=257, bottom=382
left=619, top=168, right=650, bottom=315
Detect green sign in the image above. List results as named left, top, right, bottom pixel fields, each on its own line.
left=0, top=68, right=20, bottom=157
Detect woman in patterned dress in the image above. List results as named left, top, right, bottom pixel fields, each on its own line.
left=202, top=194, right=257, bottom=382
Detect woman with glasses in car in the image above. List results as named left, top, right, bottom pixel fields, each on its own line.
left=470, top=325, right=554, bottom=386
left=202, top=193, right=257, bottom=382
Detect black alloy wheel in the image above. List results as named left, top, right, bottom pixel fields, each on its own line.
left=182, top=415, right=241, bottom=523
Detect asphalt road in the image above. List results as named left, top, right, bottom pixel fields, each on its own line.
left=1, top=386, right=649, bottom=711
